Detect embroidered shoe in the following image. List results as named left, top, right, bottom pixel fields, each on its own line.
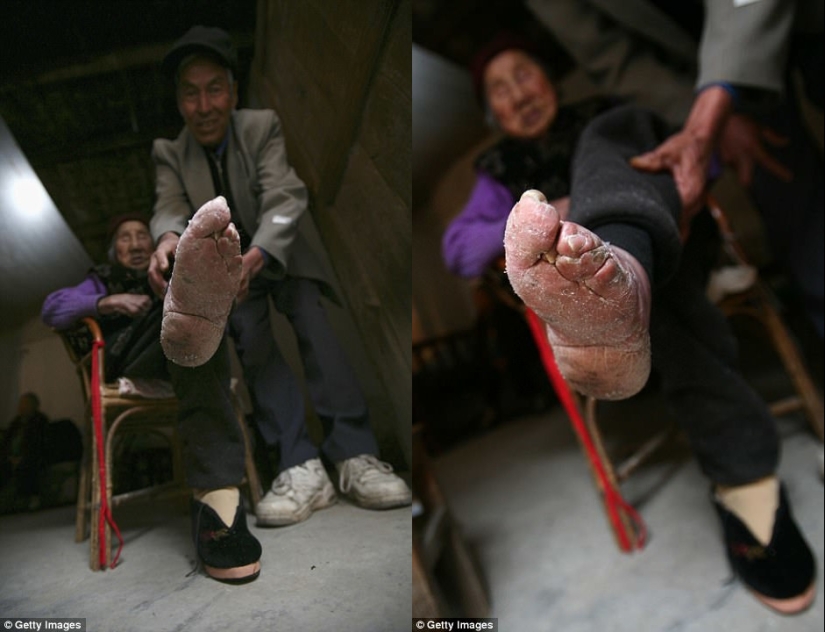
left=336, top=454, right=412, bottom=509
left=713, top=484, right=816, bottom=614
left=191, top=498, right=262, bottom=583
left=256, top=458, right=337, bottom=526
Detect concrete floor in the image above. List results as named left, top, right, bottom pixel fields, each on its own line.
left=432, top=396, right=824, bottom=632
left=2, top=325, right=821, bottom=632
left=0, top=490, right=411, bottom=631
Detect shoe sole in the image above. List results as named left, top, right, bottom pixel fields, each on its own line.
left=256, top=484, right=337, bottom=527
left=204, top=560, right=261, bottom=584
left=348, top=490, right=412, bottom=510
left=751, top=580, right=816, bottom=615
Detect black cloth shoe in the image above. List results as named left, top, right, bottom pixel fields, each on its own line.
left=192, top=498, right=262, bottom=583
left=713, top=484, right=816, bottom=614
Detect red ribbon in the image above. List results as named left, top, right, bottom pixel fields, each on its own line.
left=524, top=308, right=646, bottom=552
left=90, top=338, right=124, bottom=568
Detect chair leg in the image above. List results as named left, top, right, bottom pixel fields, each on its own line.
left=89, top=421, right=101, bottom=571
left=236, top=408, right=261, bottom=511
left=757, top=290, right=824, bottom=440
left=443, top=522, right=490, bottom=617
left=244, top=448, right=262, bottom=511
left=75, top=442, right=91, bottom=543
left=413, top=537, right=443, bottom=618
left=104, top=427, right=114, bottom=570
left=582, top=396, right=641, bottom=549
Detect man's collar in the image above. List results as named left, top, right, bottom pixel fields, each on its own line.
left=212, top=133, right=230, bottom=158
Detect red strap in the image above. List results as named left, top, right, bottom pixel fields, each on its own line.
left=90, top=338, right=124, bottom=568
left=524, top=308, right=646, bottom=552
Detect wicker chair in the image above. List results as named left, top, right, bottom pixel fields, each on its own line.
left=58, top=317, right=261, bottom=570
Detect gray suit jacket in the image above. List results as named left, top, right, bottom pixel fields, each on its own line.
left=527, top=0, right=821, bottom=125
left=151, top=108, right=337, bottom=301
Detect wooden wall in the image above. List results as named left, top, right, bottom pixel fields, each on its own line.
left=250, top=0, right=411, bottom=466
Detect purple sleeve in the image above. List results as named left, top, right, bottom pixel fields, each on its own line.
left=441, top=172, right=515, bottom=278
left=41, top=274, right=108, bottom=330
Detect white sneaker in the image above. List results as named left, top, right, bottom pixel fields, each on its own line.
left=336, top=454, right=412, bottom=509
left=256, top=458, right=336, bottom=526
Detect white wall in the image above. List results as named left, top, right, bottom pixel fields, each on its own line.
left=9, top=316, right=86, bottom=426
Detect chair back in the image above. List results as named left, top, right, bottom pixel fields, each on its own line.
left=57, top=317, right=107, bottom=403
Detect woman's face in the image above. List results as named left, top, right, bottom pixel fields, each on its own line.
left=113, top=221, right=153, bottom=271
left=484, top=50, right=558, bottom=140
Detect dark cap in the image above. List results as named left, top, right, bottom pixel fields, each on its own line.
left=162, top=25, right=237, bottom=77
left=106, top=213, right=151, bottom=245
left=469, top=31, right=545, bottom=105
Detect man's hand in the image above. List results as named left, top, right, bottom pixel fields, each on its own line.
left=98, top=293, right=153, bottom=318
left=149, top=233, right=180, bottom=297
left=630, top=85, right=734, bottom=240
left=630, top=128, right=713, bottom=228
left=236, top=247, right=267, bottom=303
left=719, top=113, right=792, bottom=188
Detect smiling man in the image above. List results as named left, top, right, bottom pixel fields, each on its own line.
left=148, top=25, right=410, bottom=575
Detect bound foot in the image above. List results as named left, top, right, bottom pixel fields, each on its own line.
left=504, top=190, right=652, bottom=400
left=192, top=487, right=261, bottom=583
left=714, top=481, right=816, bottom=614
left=161, top=196, right=242, bottom=367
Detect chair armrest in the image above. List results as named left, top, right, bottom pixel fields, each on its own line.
left=81, top=317, right=104, bottom=343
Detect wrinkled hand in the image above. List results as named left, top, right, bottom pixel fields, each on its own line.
left=98, top=293, right=153, bottom=318
left=719, top=113, right=792, bottom=188
left=630, top=129, right=712, bottom=239
left=236, top=247, right=266, bottom=303
left=631, top=85, right=733, bottom=241
left=148, top=233, right=180, bottom=297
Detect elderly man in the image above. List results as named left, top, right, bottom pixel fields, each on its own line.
left=148, top=26, right=410, bottom=529
left=43, top=210, right=262, bottom=584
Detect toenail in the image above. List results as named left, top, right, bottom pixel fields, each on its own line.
left=520, top=189, right=548, bottom=203
left=565, top=234, right=587, bottom=252
left=541, top=251, right=556, bottom=264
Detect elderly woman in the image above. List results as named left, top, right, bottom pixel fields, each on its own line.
left=42, top=211, right=262, bottom=583
left=443, top=34, right=615, bottom=279
left=442, top=34, right=816, bottom=615
left=42, top=214, right=165, bottom=382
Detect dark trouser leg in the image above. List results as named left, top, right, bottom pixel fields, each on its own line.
left=273, top=277, right=378, bottom=464
left=167, top=337, right=246, bottom=489
left=228, top=278, right=318, bottom=472
left=571, top=105, right=780, bottom=486
left=651, top=217, right=779, bottom=486
left=570, top=104, right=684, bottom=288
